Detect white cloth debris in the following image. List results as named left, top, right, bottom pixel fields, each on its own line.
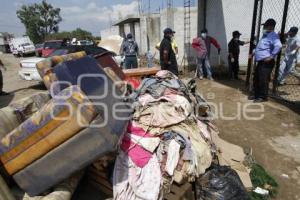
left=165, top=139, right=181, bottom=176
left=253, top=187, right=269, bottom=195
left=129, top=134, right=160, bottom=153
left=113, top=151, right=162, bottom=200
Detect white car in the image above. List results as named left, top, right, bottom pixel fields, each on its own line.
left=18, top=48, right=72, bottom=81
left=18, top=57, right=45, bottom=81
left=76, top=40, right=94, bottom=46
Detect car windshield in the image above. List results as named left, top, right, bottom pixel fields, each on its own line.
left=35, top=44, right=43, bottom=48
left=47, top=49, right=69, bottom=57
left=44, top=41, right=63, bottom=49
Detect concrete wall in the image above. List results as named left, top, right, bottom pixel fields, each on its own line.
left=143, top=7, right=198, bottom=70
left=172, top=7, right=198, bottom=71
left=124, top=24, right=131, bottom=36
left=147, top=15, right=161, bottom=54
left=105, top=8, right=198, bottom=70
left=101, top=0, right=300, bottom=70
left=100, top=26, right=119, bottom=39
left=206, top=0, right=254, bottom=67
left=206, top=0, right=300, bottom=68
left=134, top=22, right=142, bottom=54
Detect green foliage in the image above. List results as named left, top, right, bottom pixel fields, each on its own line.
left=46, top=28, right=94, bottom=41
left=249, top=164, right=279, bottom=200
left=16, top=0, right=62, bottom=43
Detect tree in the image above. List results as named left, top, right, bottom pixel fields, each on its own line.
left=16, top=0, right=62, bottom=43
left=46, top=28, right=95, bottom=41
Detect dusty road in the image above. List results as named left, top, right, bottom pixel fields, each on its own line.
left=0, top=53, right=300, bottom=199
left=0, top=53, right=45, bottom=108
left=198, top=79, right=300, bottom=200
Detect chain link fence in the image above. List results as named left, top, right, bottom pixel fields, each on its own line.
left=247, top=0, right=300, bottom=104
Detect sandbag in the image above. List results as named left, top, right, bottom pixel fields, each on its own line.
left=0, top=86, right=96, bottom=175
left=195, top=165, right=250, bottom=200
left=14, top=114, right=127, bottom=196
left=0, top=92, right=51, bottom=139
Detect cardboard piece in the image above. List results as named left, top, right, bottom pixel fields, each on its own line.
left=214, top=136, right=253, bottom=189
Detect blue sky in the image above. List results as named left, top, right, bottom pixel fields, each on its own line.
left=0, top=0, right=196, bottom=36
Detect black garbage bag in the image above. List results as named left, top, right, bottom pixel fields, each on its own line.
left=195, top=165, right=250, bottom=200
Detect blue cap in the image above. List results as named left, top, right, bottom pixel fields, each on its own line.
left=127, top=33, right=133, bottom=39
left=164, top=28, right=174, bottom=34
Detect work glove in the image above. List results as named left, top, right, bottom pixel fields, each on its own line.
left=231, top=58, right=235, bottom=63
left=218, top=48, right=221, bottom=55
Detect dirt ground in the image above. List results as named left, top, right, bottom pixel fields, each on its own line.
left=197, top=79, right=300, bottom=200
left=0, top=53, right=45, bottom=108
left=0, top=53, right=300, bottom=199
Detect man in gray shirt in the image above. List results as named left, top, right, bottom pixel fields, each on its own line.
left=277, top=27, right=300, bottom=85
left=121, top=33, right=139, bottom=69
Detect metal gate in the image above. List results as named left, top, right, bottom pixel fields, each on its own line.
left=246, top=0, right=300, bottom=104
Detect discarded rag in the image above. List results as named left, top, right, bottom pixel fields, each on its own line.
left=113, top=151, right=162, bottom=200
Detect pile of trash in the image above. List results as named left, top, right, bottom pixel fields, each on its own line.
left=113, top=70, right=252, bottom=200
left=0, top=49, right=277, bottom=200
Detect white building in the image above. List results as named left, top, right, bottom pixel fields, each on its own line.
left=101, top=8, right=198, bottom=71
left=101, top=0, right=300, bottom=69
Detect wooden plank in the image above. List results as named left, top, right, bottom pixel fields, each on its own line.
left=88, top=179, right=113, bottom=196
left=164, top=183, right=194, bottom=200
left=123, top=67, right=160, bottom=77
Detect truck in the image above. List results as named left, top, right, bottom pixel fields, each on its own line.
left=9, top=36, right=35, bottom=57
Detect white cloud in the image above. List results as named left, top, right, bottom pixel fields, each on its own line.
left=61, top=1, right=139, bottom=26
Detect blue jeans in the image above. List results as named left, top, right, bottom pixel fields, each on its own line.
left=124, top=56, right=138, bottom=69
left=197, top=57, right=212, bottom=78
left=277, top=55, right=300, bottom=83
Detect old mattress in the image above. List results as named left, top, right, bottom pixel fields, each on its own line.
left=52, top=55, right=132, bottom=116
left=13, top=114, right=127, bottom=196
left=0, top=86, right=96, bottom=175
left=94, top=52, right=126, bottom=80
left=36, top=52, right=87, bottom=92
left=0, top=92, right=51, bottom=139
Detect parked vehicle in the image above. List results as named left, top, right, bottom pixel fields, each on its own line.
left=42, top=40, right=63, bottom=57
left=18, top=45, right=107, bottom=81
left=19, top=49, right=70, bottom=81
left=76, top=40, right=94, bottom=46
left=18, top=57, right=45, bottom=81
left=9, top=36, right=35, bottom=57
left=35, top=43, right=44, bottom=57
